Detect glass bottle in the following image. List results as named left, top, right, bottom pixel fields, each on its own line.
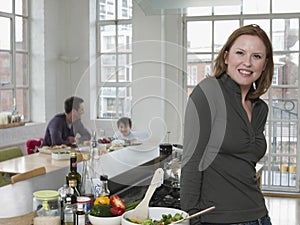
left=64, top=197, right=75, bottom=225
left=67, top=151, right=81, bottom=196
left=91, top=131, right=99, bottom=160
left=75, top=204, right=85, bottom=225
left=89, top=131, right=99, bottom=197
left=99, top=175, right=110, bottom=197
left=80, top=158, right=94, bottom=201
left=58, top=184, right=68, bottom=224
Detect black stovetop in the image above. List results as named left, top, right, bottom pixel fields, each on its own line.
left=150, top=182, right=181, bottom=209
left=117, top=179, right=181, bottom=209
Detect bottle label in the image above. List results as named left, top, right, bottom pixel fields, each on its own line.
left=76, top=214, right=85, bottom=225
left=72, top=162, right=77, bottom=168
left=64, top=211, right=74, bottom=223
left=69, top=179, right=77, bottom=187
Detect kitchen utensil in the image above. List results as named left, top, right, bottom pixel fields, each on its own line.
left=171, top=206, right=216, bottom=224
left=129, top=168, right=164, bottom=221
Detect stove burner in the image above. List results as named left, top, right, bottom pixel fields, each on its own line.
left=149, top=181, right=181, bottom=209
left=117, top=179, right=181, bottom=210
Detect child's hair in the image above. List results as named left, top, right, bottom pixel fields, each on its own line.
left=117, top=117, right=132, bottom=128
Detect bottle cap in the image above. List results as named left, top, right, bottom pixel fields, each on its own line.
left=77, top=203, right=84, bottom=210
left=100, top=175, right=108, bottom=181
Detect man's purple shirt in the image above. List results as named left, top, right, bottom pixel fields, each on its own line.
left=42, top=113, right=91, bottom=146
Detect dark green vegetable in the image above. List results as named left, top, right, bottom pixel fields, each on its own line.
left=172, top=213, right=183, bottom=221
left=89, top=204, right=112, bottom=217
left=127, top=212, right=184, bottom=225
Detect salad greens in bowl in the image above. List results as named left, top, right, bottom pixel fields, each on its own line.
left=121, top=207, right=189, bottom=225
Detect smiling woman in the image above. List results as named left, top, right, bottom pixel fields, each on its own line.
left=181, top=24, right=274, bottom=225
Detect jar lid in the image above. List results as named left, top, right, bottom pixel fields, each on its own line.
left=77, top=196, right=91, bottom=203
left=33, top=190, right=59, bottom=200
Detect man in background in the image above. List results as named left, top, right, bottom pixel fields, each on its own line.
left=42, top=96, right=91, bottom=146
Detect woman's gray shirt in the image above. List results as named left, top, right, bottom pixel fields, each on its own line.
left=181, top=73, right=268, bottom=224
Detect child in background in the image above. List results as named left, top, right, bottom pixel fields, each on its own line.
left=113, top=117, right=136, bottom=143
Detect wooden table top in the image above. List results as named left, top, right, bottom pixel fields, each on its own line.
left=0, top=152, right=69, bottom=174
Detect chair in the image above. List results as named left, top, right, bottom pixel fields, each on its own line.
left=0, top=146, right=23, bottom=162
left=0, top=146, right=23, bottom=187
left=26, top=138, right=43, bottom=155
left=10, top=166, right=46, bottom=184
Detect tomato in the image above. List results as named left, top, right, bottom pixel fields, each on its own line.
left=110, top=206, right=125, bottom=216
left=110, top=195, right=126, bottom=210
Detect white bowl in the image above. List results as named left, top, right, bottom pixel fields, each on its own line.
left=121, top=207, right=189, bottom=225
left=88, top=214, right=122, bottom=225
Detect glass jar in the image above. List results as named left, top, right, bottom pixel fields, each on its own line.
left=33, top=190, right=61, bottom=225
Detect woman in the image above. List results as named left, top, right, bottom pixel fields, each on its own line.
left=180, top=24, right=273, bottom=225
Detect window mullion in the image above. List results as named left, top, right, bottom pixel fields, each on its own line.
left=116, top=86, right=119, bottom=117
left=11, top=1, right=16, bottom=106
left=116, top=20, right=119, bottom=83
left=115, top=0, right=118, bottom=20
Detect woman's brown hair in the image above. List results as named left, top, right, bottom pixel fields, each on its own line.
left=214, top=24, right=274, bottom=99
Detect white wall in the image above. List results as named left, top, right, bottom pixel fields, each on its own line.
left=43, top=0, right=90, bottom=121
left=163, top=14, right=186, bottom=144
left=131, top=5, right=185, bottom=144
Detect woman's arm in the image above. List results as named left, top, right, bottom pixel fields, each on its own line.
left=181, top=84, right=212, bottom=225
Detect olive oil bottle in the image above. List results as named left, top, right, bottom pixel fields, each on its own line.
left=67, top=151, right=81, bottom=196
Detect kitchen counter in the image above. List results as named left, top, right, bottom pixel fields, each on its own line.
left=0, top=143, right=159, bottom=218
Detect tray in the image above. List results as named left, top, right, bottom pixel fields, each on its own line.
left=38, top=146, right=71, bottom=154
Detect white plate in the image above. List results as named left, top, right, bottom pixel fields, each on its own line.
left=38, top=146, right=71, bottom=154
left=51, top=151, right=70, bottom=160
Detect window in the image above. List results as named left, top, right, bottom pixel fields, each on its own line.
left=272, top=67, right=279, bottom=85
left=96, top=0, right=132, bottom=119
left=185, top=0, right=300, bottom=192
left=0, top=0, right=29, bottom=121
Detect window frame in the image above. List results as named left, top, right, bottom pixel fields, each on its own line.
left=0, top=0, right=30, bottom=121
left=184, top=1, right=300, bottom=192
left=96, top=0, right=132, bottom=119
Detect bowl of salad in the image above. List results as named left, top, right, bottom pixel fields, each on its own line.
left=121, top=207, right=189, bottom=225
left=88, top=195, right=140, bottom=225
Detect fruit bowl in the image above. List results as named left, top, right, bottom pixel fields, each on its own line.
left=121, top=207, right=189, bottom=225
left=88, top=214, right=122, bottom=225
